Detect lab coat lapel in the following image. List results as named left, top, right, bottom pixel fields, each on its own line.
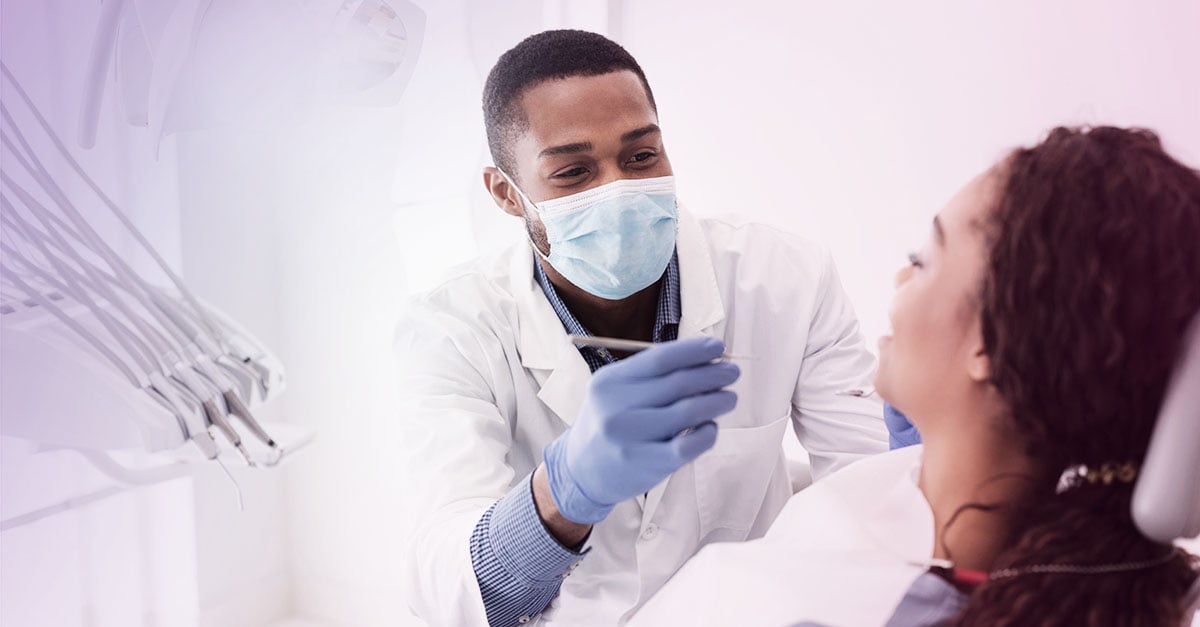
left=509, top=243, right=590, bottom=427
left=675, top=206, right=726, bottom=337
left=641, top=206, right=727, bottom=528
left=536, top=344, right=592, bottom=429
left=508, top=208, right=729, bottom=524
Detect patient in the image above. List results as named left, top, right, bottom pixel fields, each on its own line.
left=631, top=127, right=1200, bottom=627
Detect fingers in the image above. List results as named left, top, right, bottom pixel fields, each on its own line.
left=669, top=421, right=718, bottom=464
left=623, top=421, right=719, bottom=479
left=634, top=360, right=741, bottom=408
left=609, top=389, right=738, bottom=441
left=612, top=337, right=727, bottom=379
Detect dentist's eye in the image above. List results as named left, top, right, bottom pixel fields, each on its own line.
left=628, top=151, right=656, bottom=164
left=907, top=252, right=925, bottom=268
left=554, top=167, right=588, bottom=178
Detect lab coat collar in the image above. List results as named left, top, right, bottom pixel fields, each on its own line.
left=512, top=206, right=725, bottom=429
left=510, top=240, right=572, bottom=372
left=673, top=203, right=725, bottom=337
left=509, top=236, right=590, bottom=426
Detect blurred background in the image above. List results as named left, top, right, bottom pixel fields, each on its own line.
left=0, top=0, right=1197, bottom=625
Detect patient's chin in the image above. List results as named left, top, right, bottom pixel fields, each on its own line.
left=874, top=345, right=896, bottom=400
left=873, top=358, right=916, bottom=421
left=873, top=369, right=896, bottom=407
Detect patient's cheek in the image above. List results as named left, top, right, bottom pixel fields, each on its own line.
left=878, top=306, right=954, bottom=412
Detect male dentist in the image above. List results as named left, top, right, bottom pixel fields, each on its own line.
left=395, top=30, right=899, bottom=626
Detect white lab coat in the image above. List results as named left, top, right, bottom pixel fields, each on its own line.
left=394, top=207, right=888, bottom=626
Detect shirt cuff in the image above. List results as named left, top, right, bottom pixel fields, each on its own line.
left=489, top=472, right=589, bottom=588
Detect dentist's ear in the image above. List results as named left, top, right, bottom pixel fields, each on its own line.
left=483, top=166, right=525, bottom=218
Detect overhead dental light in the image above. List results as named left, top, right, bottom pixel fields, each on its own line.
left=0, top=62, right=296, bottom=503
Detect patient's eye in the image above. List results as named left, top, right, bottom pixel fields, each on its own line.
left=907, top=252, right=925, bottom=268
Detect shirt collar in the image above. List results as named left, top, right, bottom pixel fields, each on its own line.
left=532, top=250, right=681, bottom=371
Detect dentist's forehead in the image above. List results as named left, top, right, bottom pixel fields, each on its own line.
left=516, top=71, right=659, bottom=151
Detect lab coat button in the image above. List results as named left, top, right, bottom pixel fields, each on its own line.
left=569, top=561, right=581, bottom=570
left=518, top=616, right=531, bottom=624
left=640, top=523, right=659, bottom=540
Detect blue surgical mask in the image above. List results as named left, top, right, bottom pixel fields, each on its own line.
left=502, top=172, right=679, bottom=301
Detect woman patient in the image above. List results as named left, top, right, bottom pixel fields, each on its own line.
left=631, top=126, right=1200, bottom=626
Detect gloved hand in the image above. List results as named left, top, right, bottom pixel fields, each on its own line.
left=543, top=336, right=741, bottom=524
left=884, top=402, right=922, bottom=449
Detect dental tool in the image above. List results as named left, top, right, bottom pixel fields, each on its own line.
left=2, top=184, right=174, bottom=370
left=1, top=196, right=262, bottom=418
left=0, top=233, right=219, bottom=458
left=2, top=186, right=230, bottom=423
left=1, top=202, right=162, bottom=379
left=567, top=334, right=748, bottom=360
left=3, top=122, right=279, bottom=458
left=0, top=260, right=220, bottom=457
left=1, top=94, right=280, bottom=455
left=2, top=186, right=274, bottom=411
left=0, top=62, right=292, bottom=488
left=0, top=262, right=145, bottom=387
left=2, top=61, right=262, bottom=382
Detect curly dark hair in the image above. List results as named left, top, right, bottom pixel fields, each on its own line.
left=950, top=127, right=1200, bottom=625
left=482, top=29, right=656, bottom=180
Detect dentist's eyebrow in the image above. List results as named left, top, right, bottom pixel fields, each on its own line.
left=538, top=125, right=660, bottom=158
left=933, top=216, right=946, bottom=246
left=539, top=141, right=593, bottom=158
left=621, top=124, right=661, bottom=143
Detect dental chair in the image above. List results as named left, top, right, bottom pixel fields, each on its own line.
left=1133, top=311, right=1200, bottom=619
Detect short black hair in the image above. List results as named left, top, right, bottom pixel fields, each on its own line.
left=483, top=29, right=657, bottom=180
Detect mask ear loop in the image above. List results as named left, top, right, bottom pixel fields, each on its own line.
left=496, top=168, right=552, bottom=262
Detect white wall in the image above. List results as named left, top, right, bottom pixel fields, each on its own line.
left=5, top=2, right=1197, bottom=626
left=621, top=0, right=1200, bottom=346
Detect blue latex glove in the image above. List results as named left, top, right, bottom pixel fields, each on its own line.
left=884, top=403, right=922, bottom=449
left=543, top=336, right=741, bottom=524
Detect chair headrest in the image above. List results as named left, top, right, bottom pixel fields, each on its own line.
left=1132, top=312, right=1200, bottom=543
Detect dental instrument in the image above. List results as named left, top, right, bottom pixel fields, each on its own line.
left=568, top=334, right=748, bottom=360
left=2, top=62, right=267, bottom=390
left=0, top=147, right=234, bottom=458
left=0, top=61, right=295, bottom=502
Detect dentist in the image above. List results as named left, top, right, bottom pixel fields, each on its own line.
left=395, top=30, right=895, bottom=626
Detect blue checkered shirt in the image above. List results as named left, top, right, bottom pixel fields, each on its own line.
left=468, top=250, right=681, bottom=626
